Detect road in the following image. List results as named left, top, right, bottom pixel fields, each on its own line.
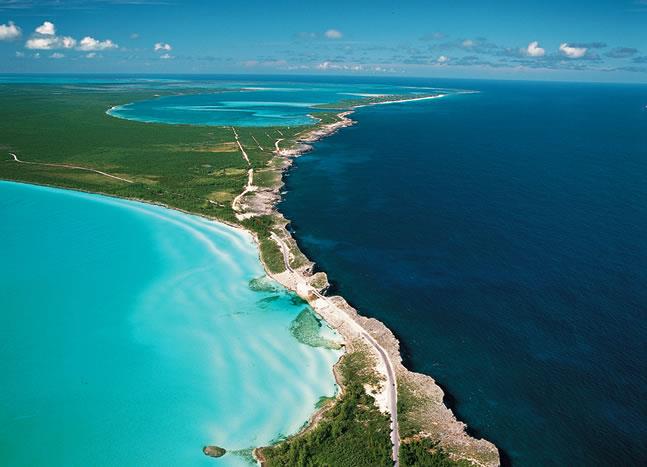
left=274, top=138, right=283, bottom=153
left=231, top=168, right=254, bottom=214
left=8, top=153, right=133, bottom=184
left=250, top=135, right=263, bottom=151
left=230, top=128, right=255, bottom=215
left=230, top=127, right=251, bottom=166
left=360, top=329, right=399, bottom=465
left=270, top=232, right=400, bottom=466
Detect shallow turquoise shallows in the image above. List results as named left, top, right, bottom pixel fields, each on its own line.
left=105, top=82, right=446, bottom=127
left=0, top=181, right=340, bottom=466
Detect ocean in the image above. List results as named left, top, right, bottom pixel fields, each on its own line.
left=0, top=181, right=340, bottom=466
left=1, top=75, right=645, bottom=466
left=280, top=78, right=647, bottom=466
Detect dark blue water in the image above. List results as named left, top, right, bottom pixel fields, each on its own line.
left=280, top=79, right=647, bottom=466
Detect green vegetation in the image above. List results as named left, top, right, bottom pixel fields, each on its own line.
left=309, top=273, right=329, bottom=291
left=261, top=348, right=392, bottom=467
left=313, top=94, right=438, bottom=110
left=309, top=111, right=348, bottom=124
left=240, top=215, right=286, bottom=273
left=401, top=439, right=472, bottom=467
left=315, top=395, right=336, bottom=409
left=252, top=168, right=280, bottom=188
left=397, top=378, right=424, bottom=438
left=258, top=236, right=285, bottom=273
left=0, top=85, right=239, bottom=221
left=0, top=84, right=307, bottom=270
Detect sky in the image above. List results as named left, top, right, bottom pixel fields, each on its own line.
left=0, top=0, right=646, bottom=82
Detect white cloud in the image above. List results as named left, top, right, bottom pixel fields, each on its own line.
left=154, top=42, right=172, bottom=51
left=160, top=53, right=173, bottom=59
left=50, top=52, right=64, bottom=59
left=25, top=35, right=76, bottom=50
left=25, top=37, right=53, bottom=49
left=77, top=36, right=117, bottom=51
left=85, top=52, right=97, bottom=59
left=559, top=43, right=587, bottom=58
left=462, top=39, right=474, bottom=47
left=25, top=21, right=116, bottom=53
left=130, top=32, right=140, bottom=39
left=15, top=51, right=25, bottom=58
left=0, top=21, right=21, bottom=41
left=62, top=36, right=76, bottom=48
left=25, top=21, right=77, bottom=50
left=437, top=55, right=449, bottom=63
left=525, top=41, right=545, bottom=57
left=324, top=29, right=342, bottom=39
left=35, top=21, right=55, bottom=35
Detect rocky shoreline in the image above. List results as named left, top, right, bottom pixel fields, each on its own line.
left=248, top=100, right=500, bottom=466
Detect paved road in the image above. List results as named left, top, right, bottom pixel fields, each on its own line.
left=360, top=329, right=400, bottom=465
left=270, top=232, right=400, bottom=466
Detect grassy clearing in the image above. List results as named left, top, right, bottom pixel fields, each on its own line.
left=253, top=169, right=281, bottom=188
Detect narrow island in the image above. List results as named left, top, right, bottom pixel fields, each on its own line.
left=0, top=82, right=499, bottom=466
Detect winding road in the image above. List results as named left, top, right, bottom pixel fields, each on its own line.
left=230, top=128, right=255, bottom=215
left=270, top=232, right=400, bottom=466
left=274, top=138, right=284, bottom=154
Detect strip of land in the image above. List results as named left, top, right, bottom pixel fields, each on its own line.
left=270, top=231, right=401, bottom=463
left=0, top=84, right=498, bottom=467
left=254, top=102, right=499, bottom=467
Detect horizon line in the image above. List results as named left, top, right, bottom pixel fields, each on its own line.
left=0, top=71, right=646, bottom=86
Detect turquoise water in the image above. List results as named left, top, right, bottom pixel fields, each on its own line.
left=108, top=93, right=321, bottom=127
left=103, top=78, right=448, bottom=127
left=0, top=181, right=341, bottom=466
left=8, top=75, right=645, bottom=466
